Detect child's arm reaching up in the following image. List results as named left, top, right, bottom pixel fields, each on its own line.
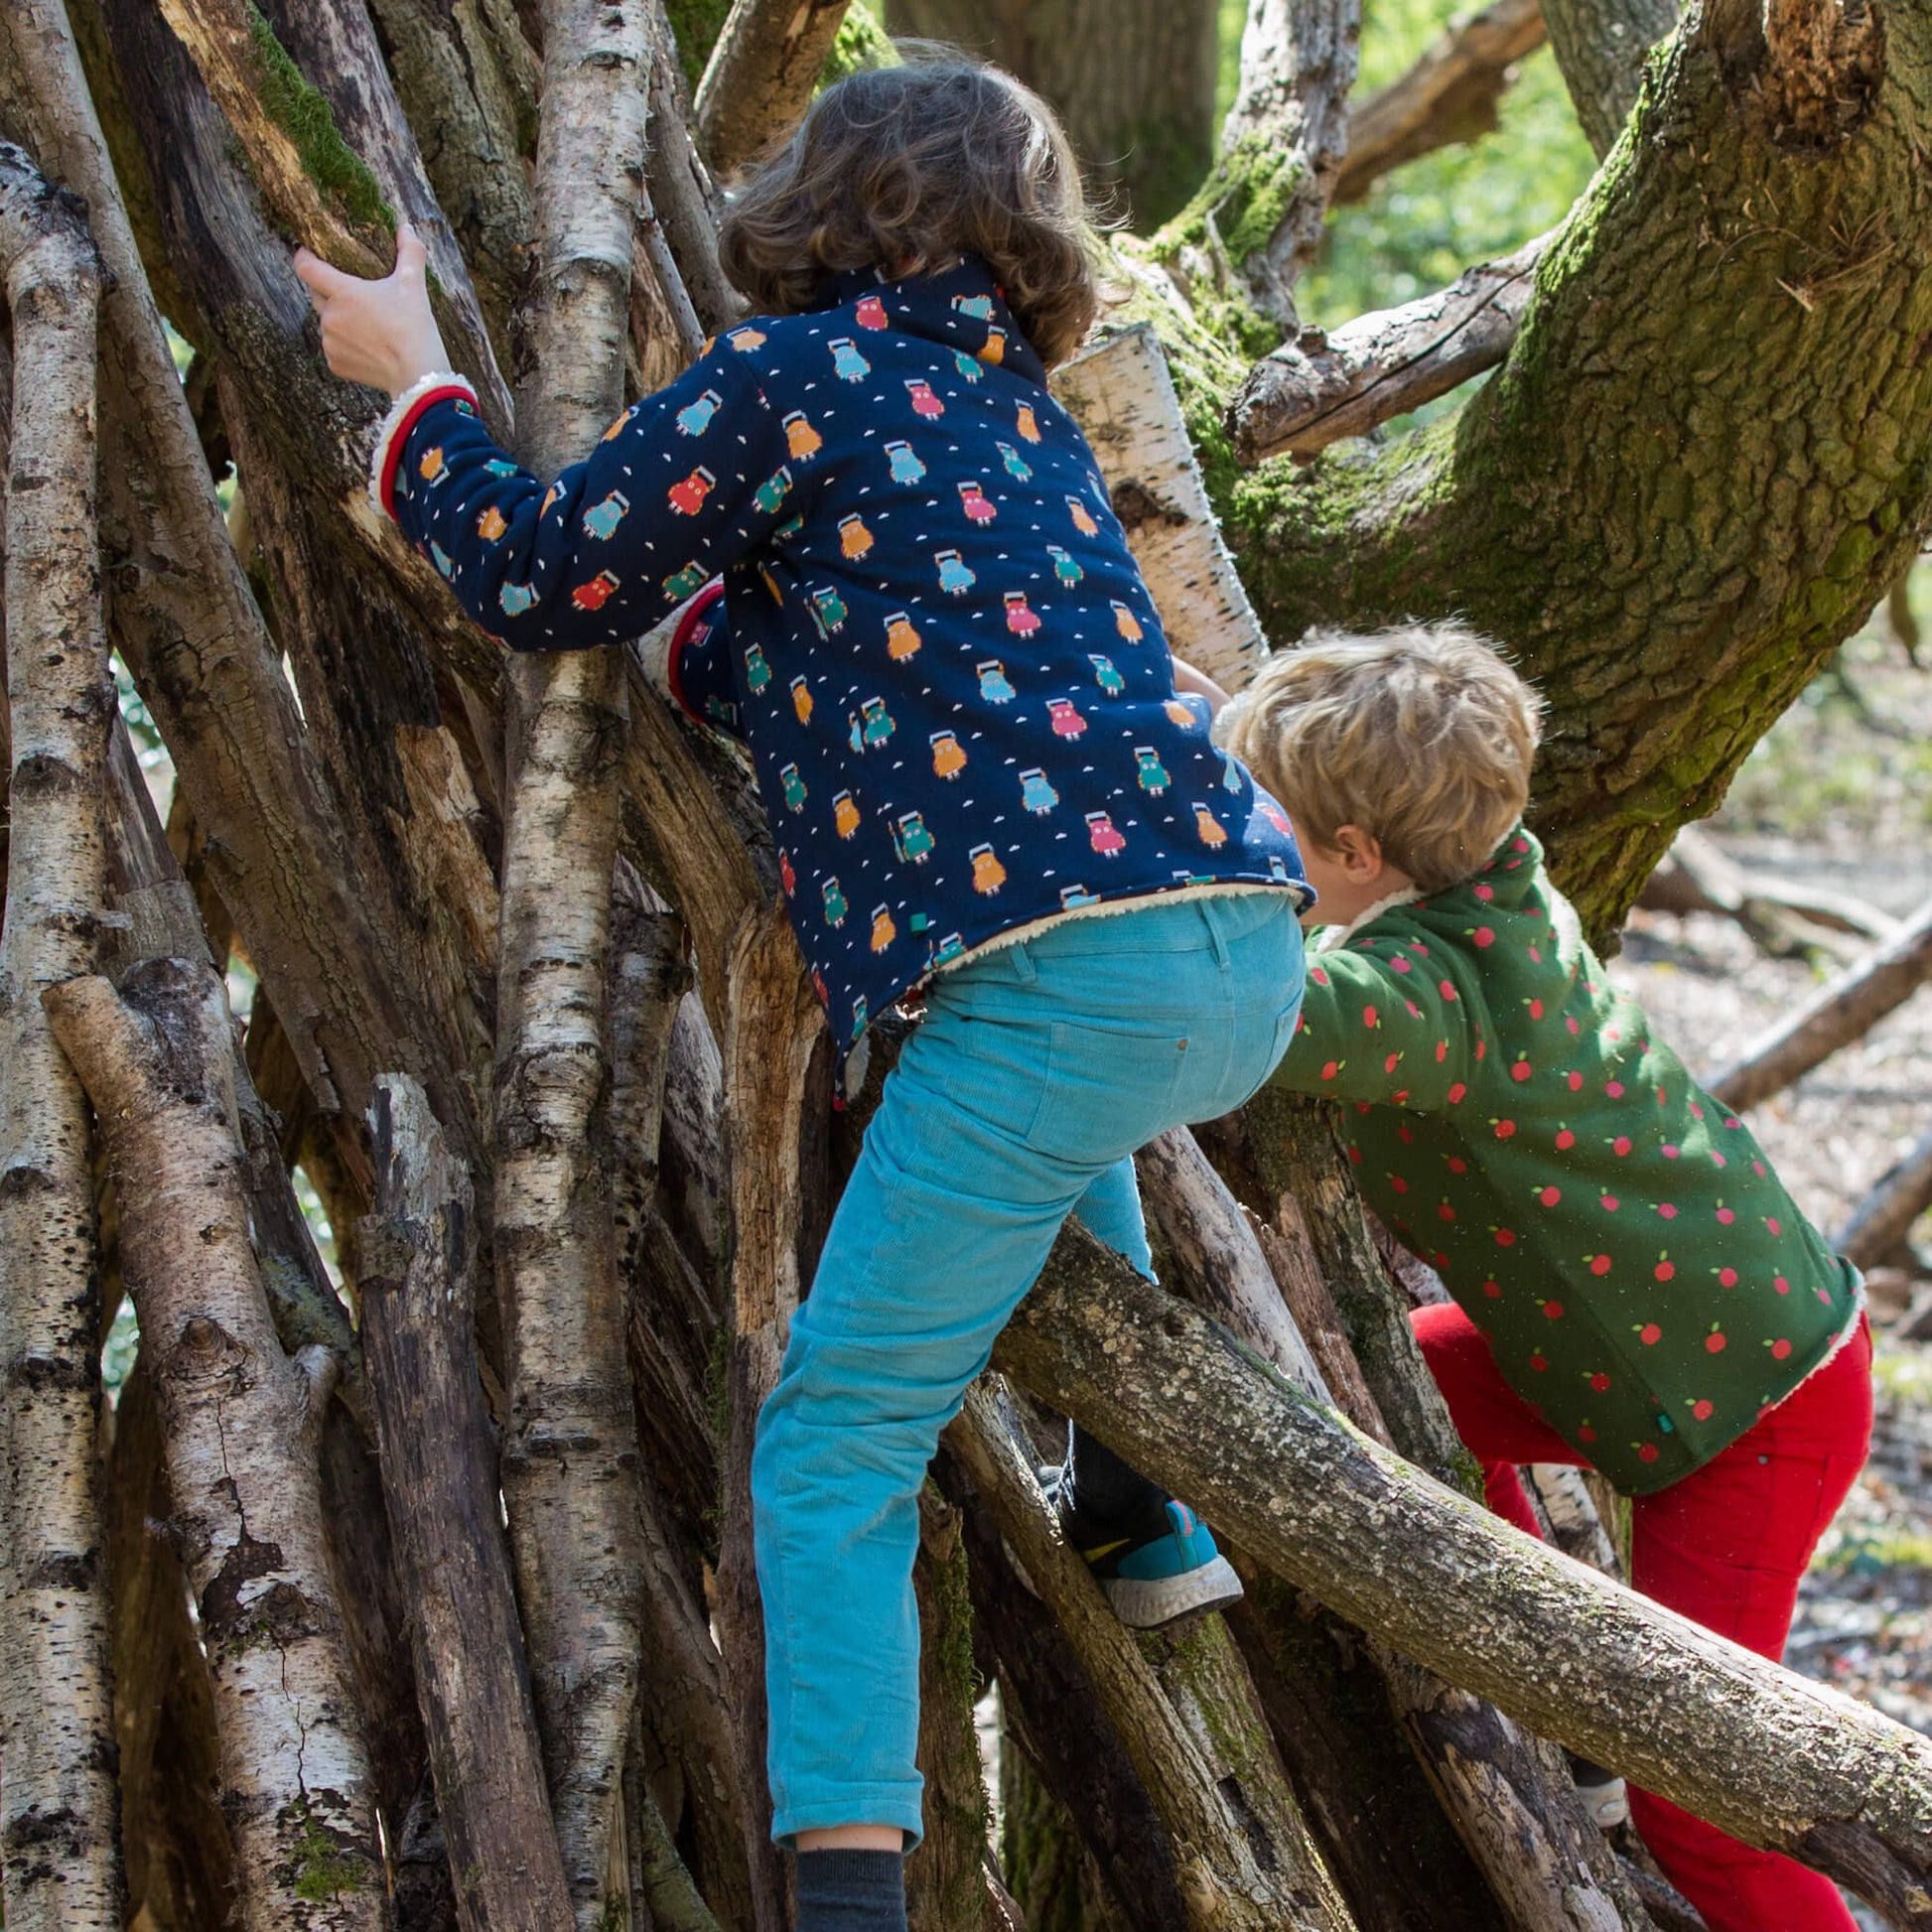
left=296, top=230, right=798, bottom=654
left=1170, top=654, right=1232, bottom=717
left=1272, top=936, right=1480, bottom=1113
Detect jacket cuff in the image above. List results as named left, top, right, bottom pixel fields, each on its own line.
left=369, top=372, right=481, bottom=521
left=664, top=577, right=728, bottom=724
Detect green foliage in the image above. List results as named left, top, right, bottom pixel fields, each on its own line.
left=245, top=4, right=393, bottom=234
left=818, top=6, right=898, bottom=88
left=663, top=0, right=733, bottom=90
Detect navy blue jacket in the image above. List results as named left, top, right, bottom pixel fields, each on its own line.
left=381, top=257, right=1309, bottom=1059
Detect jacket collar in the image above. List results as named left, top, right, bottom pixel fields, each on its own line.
left=806, top=256, right=1047, bottom=386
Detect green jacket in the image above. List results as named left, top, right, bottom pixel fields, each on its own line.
left=1271, top=826, right=1862, bottom=1493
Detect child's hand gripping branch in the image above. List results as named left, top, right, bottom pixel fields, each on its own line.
left=294, top=224, right=450, bottom=399
left=1220, top=626, right=1870, bottom=1932
left=304, top=57, right=1315, bottom=1932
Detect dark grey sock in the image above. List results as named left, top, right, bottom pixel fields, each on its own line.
left=793, top=1849, right=907, bottom=1932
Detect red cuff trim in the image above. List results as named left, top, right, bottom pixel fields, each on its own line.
left=378, top=383, right=479, bottom=520
left=665, top=577, right=727, bottom=723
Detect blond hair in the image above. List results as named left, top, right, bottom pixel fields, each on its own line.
left=1220, top=625, right=1541, bottom=893
left=718, top=53, right=1101, bottom=368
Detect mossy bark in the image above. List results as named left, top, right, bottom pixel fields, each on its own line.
left=1208, top=0, right=1928, bottom=933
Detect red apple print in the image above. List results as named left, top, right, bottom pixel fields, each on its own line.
left=1771, top=1337, right=1792, bottom=1359
left=1319, top=1060, right=1338, bottom=1081
left=1569, top=1071, right=1585, bottom=1091
left=1392, top=956, right=1411, bottom=973
left=1439, top=1203, right=1456, bottom=1222
left=1391, top=1176, right=1409, bottom=1194
left=1691, top=1399, right=1715, bottom=1422
left=1528, top=999, right=1545, bottom=1020
left=1475, top=1040, right=1486, bottom=1060
left=1441, top=979, right=1459, bottom=1002
left=1589, top=1372, right=1611, bottom=1392
left=1384, top=1052, right=1401, bottom=1073
left=1435, top=1040, right=1449, bottom=1062
left=1311, top=967, right=1330, bottom=987
left=1719, top=1267, right=1738, bottom=1287
left=1588, top=1254, right=1612, bottom=1276
left=1432, top=1252, right=1449, bottom=1270
left=1579, top=1425, right=1597, bottom=1443
left=1474, top=884, right=1494, bottom=900
left=1639, top=1443, right=1660, bottom=1463
left=1717, top=1206, right=1735, bottom=1225
left=1393, top=1089, right=1412, bottom=1104
left=1363, top=1004, right=1378, bottom=1028
left=1495, top=1119, right=1516, bottom=1140
left=1639, top=1322, right=1662, bottom=1345
left=1600, top=1194, right=1618, bottom=1210
left=1529, top=1351, right=1548, bottom=1372
left=1654, top=1260, right=1675, bottom=1282
left=1613, top=1136, right=1632, bottom=1157
left=1556, top=1129, right=1577, bottom=1151
left=1706, top=1328, right=1726, bottom=1353
left=1448, top=1156, right=1467, bottom=1173
left=1774, top=1275, right=1790, bottom=1295
left=1543, top=1300, right=1563, bottom=1320
left=1605, top=1080, right=1625, bottom=1099
left=1711, top=1151, right=1726, bottom=1169
left=1398, top=1125, right=1415, bottom=1145
left=1662, top=1144, right=1681, bottom=1161
left=1752, top=1160, right=1766, bottom=1176
left=1512, top=1059, right=1532, bottom=1082
left=1482, top=1279, right=1502, bottom=1299
left=1448, top=1082, right=1467, bottom=1104
left=1817, top=1286, right=1834, bottom=1305
left=1528, top=946, right=1543, bottom=963
left=1348, top=1146, right=1363, bottom=1166
left=1656, top=1086, right=1669, bottom=1108
left=1691, top=1102, right=1704, bottom=1120
left=1495, top=1228, right=1518, bottom=1247
left=1473, top=926, right=1495, bottom=948
left=1658, top=1203, right=1678, bottom=1220
left=1539, top=1185, right=1562, bottom=1206
left=1567, top=1017, right=1581, bottom=1035
left=1765, top=1216, right=1781, bottom=1236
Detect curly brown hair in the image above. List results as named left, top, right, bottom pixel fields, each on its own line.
left=717, top=51, right=1101, bottom=367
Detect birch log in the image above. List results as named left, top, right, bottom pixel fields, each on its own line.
left=357, top=1074, right=576, bottom=1932
left=494, top=2, right=652, bottom=1922
left=995, top=1218, right=1932, bottom=1932
left=1835, top=1123, right=1932, bottom=1272
left=44, top=961, right=388, bottom=1932
left=0, top=140, right=120, bottom=1932
left=1053, top=325, right=1270, bottom=694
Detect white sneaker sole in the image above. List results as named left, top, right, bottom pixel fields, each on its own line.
left=1100, top=1555, right=1244, bottom=1630
left=1577, top=1778, right=1630, bottom=1830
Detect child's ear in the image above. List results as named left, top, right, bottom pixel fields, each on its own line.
left=1331, top=824, right=1387, bottom=884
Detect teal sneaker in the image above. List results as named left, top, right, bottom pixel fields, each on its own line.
left=1045, top=1461, right=1243, bottom=1629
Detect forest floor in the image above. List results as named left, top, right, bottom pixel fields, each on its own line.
left=1606, top=617, right=1932, bottom=1928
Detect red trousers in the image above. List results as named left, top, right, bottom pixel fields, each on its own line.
left=1412, top=1303, right=1873, bottom=1932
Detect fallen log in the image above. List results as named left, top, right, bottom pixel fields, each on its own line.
left=995, top=1219, right=1932, bottom=1932
left=1708, top=896, right=1932, bottom=1113
left=1836, top=1123, right=1932, bottom=1273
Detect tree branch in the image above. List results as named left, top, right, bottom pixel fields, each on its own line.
left=693, top=0, right=850, bottom=177
left=1539, top=0, right=1676, bottom=157
left=0, top=138, right=120, bottom=1932
left=996, top=1218, right=1932, bottom=1931
left=1333, top=0, right=1547, bottom=206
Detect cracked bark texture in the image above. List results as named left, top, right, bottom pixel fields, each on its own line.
left=492, top=2, right=651, bottom=1924
left=0, top=139, right=120, bottom=1932
left=695, top=0, right=850, bottom=177
left=1219, top=0, right=1929, bottom=936
left=45, top=961, right=387, bottom=1932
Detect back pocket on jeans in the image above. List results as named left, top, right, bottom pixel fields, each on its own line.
left=1025, top=1020, right=1191, bottom=1165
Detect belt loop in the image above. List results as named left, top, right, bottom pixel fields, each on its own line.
left=1203, top=898, right=1232, bottom=971
left=1007, top=938, right=1037, bottom=986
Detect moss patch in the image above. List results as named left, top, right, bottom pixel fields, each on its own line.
left=818, top=7, right=897, bottom=89
left=247, top=3, right=392, bottom=234
left=290, top=1814, right=366, bottom=1902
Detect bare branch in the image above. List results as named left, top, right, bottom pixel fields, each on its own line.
left=1836, top=1125, right=1932, bottom=1273
left=1708, top=897, right=1932, bottom=1113
left=1000, top=1220, right=1932, bottom=1929
left=1333, top=0, right=1547, bottom=206
left=1227, top=231, right=1550, bottom=464
left=0, top=137, right=120, bottom=1932
left=694, top=0, right=850, bottom=177
left=1540, top=0, right=1677, bottom=157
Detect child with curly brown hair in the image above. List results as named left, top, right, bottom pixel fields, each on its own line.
left=299, top=54, right=1312, bottom=1929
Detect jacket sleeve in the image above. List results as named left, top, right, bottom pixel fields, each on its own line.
left=379, top=331, right=798, bottom=653
left=1270, top=931, right=1479, bottom=1111
left=661, top=578, right=747, bottom=741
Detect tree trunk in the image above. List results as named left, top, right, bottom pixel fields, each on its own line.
left=45, top=961, right=388, bottom=1931
left=886, top=0, right=1220, bottom=228
left=0, top=143, right=121, bottom=1932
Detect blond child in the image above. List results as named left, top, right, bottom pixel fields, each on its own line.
left=1191, top=627, right=1869, bottom=1932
